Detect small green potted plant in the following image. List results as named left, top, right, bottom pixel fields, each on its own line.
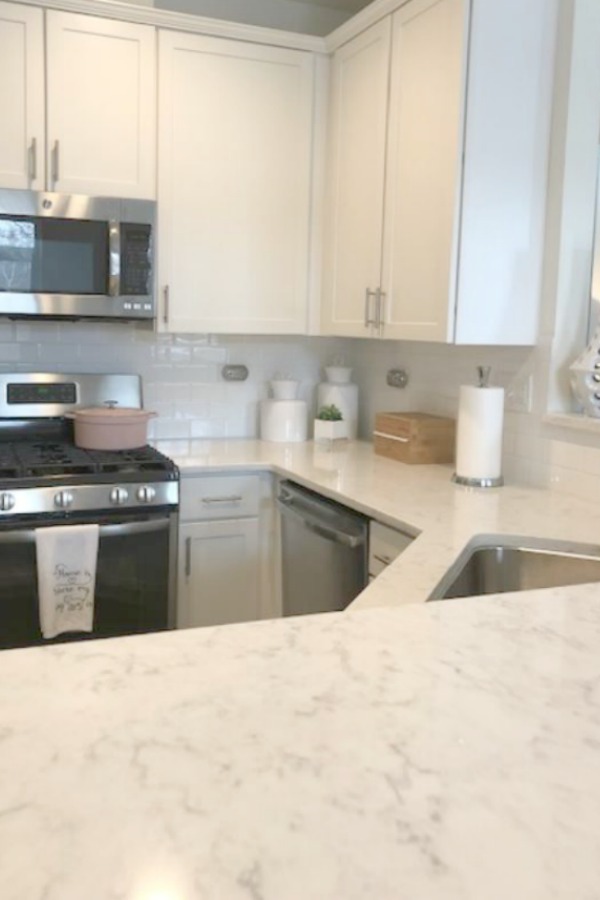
left=314, top=404, right=346, bottom=443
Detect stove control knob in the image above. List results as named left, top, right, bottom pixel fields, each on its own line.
left=0, top=492, right=15, bottom=512
left=110, top=488, right=129, bottom=506
left=136, top=486, right=156, bottom=504
left=54, top=491, right=74, bottom=510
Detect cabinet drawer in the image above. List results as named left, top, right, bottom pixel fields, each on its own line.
left=180, top=474, right=260, bottom=521
left=369, top=520, right=413, bottom=578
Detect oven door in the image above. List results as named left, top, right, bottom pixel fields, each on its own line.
left=0, top=510, right=177, bottom=650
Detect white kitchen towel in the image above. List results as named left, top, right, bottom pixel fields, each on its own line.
left=35, top=524, right=100, bottom=639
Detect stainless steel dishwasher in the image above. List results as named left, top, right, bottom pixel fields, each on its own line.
left=277, top=480, right=368, bottom=616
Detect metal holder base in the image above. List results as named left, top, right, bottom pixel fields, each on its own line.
left=452, top=473, right=504, bottom=489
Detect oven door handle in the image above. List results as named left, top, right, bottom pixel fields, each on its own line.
left=0, top=517, right=171, bottom=543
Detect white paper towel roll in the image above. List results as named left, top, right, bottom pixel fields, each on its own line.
left=455, top=385, right=504, bottom=483
left=260, top=400, right=307, bottom=443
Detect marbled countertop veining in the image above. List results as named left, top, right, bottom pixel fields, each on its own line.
left=2, top=439, right=600, bottom=899
left=2, top=592, right=600, bottom=899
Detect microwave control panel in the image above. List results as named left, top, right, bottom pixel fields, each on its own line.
left=120, top=223, right=152, bottom=296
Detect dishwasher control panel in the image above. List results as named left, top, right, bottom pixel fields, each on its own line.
left=369, top=520, right=414, bottom=581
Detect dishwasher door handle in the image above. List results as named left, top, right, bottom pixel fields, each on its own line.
left=277, top=497, right=365, bottom=549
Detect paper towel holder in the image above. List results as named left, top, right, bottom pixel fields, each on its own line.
left=452, top=364, right=504, bottom=488
left=452, top=473, right=504, bottom=488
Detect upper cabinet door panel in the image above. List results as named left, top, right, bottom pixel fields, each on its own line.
left=321, top=19, right=391, bottom=337
left=46, top=12, right=156, bottom=199
left=159, top=31, right=314, bottom=334
left=455, top=0, right=557, bottom=345
left=0, top=2, right=45, bottom=190
left=382, top=0, right=465, bottom=342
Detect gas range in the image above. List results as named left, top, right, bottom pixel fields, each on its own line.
left=0, top=373, right=178, bottom=518
left=0, top=373, right=179, bottom=650
left=0, top=438, right=178, bottom=517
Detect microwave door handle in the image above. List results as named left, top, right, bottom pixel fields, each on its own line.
left=108, top=221, right=121, bottom=297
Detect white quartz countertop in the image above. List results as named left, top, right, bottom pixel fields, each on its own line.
left=3, top=438, right=600, bottom=898
left=157, top=438, right=600, bottom=608
left=2, top=588, right=600, bottom=900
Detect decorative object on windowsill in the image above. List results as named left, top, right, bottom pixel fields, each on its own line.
left=568, top=323, right=600, bottom=418
left=314, top=404, right=346, bottom=444
left=317, top=359, right=358, bottom=439
left=453, top=366, right=504, bottom=488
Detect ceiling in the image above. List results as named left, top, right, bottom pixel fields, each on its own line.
left=295, top=0, right=371, bottom=10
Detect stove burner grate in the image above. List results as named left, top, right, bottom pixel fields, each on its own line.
left=0, top=441, right=178, bottom=481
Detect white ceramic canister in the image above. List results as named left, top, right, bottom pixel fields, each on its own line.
left=316, top=366, right=358, bottom=439
left=260, top=400, right=307, bottom=442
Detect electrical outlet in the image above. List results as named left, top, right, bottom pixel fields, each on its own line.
left=505, top=374, right=532, bottom=413
left=221, top=364, right=249, bottom=382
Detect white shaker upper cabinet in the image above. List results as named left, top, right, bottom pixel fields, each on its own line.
left=322, top=0, right=556, bottom=346
left=158, top=30, right=315, bottom=334
left=45, top=11, right=156, bottom=199
left=321, top=18, right=391, bottom=338
left=0, top=2, right=45, bottom=190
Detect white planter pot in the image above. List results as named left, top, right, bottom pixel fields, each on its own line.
left=314, top=419, right=346, bottom=443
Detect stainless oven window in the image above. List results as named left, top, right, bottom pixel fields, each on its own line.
left=0, top=214, right=109, bottom=295
left=0, top=512, right=174, bottom=650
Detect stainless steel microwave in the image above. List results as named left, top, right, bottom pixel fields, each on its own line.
left=0, top=189, right=155, bottom=321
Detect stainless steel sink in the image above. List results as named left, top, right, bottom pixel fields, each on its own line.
left=428, top=535, right=600, bottom=601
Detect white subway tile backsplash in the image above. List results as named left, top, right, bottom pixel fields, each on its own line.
left=4, top=319, right=597, bottom=502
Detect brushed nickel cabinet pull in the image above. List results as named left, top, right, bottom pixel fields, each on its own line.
left=364, top=288, right=377, bottom=328
left=51, top=140, right=60, bottom=185
left=373, top=553, right=393, bottom=567
left=185, top=536, right=191, bottom=578
left=29, top=138, right=37, bottom=182
left=201, top=495, right=243, bottom=505
left=163, top=285, right=170, bottom=324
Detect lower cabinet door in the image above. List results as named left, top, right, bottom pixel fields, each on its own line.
left=177, top=518, right=261, bottom=628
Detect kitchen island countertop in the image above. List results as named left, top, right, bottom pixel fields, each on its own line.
left=1, top=586, right=600, bottom=900
left=2, top=438, right=600, bottom=899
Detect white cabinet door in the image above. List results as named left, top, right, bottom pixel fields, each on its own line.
left=178, top=518, right=261, bottom=629
left=382, top=0, right=464, bottom=342
left=321, top=19, right=391, bottom=338
left=158, top=30, right=314, bottom=334
left=45, top=11, right=156, bottom=199
left=0, top=2, right=44, bottom=190
left=322, top=0, right=554, bottom=346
